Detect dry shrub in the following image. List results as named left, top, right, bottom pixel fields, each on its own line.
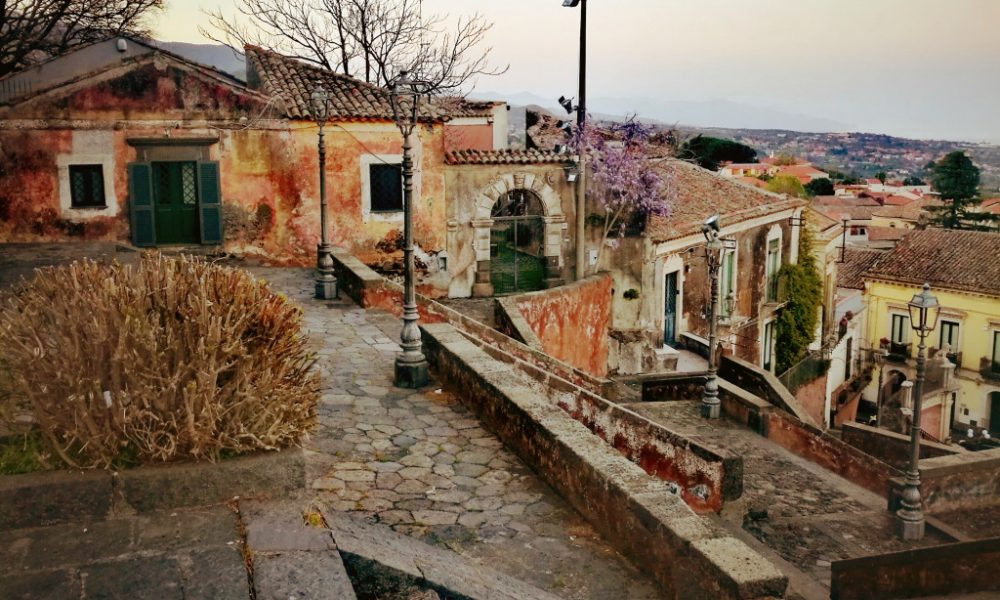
left=0, top=255, right=319, bottom=468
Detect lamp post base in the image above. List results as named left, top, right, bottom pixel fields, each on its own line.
left=315, top=277, right=338, bottom=300
left=315, top=244, right=339, bottom=300
left=394, top=357, right=429, bottom=389
left=896, top=511, right=925, bottom=541
left=700, top=402, right=720, bottom=419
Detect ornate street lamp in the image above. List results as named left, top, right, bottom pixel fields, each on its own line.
left=701, top=214, right=724, bottom=419
left=311, top=86, right=338, bottom=300
left=562, top=0, right=587, bottom=280
left=897, top=283, right=940, bottom=540
left=389, top=70, right=429, bottom=389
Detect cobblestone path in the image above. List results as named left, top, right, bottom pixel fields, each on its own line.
left=626, top=400, right=947, bottom=600
left=255, top=267, right=661, bottom=600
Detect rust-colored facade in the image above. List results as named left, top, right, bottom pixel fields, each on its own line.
left=0, top=39, right=571, bottom=298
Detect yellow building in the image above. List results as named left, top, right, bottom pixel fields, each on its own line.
left=862, top=229, right=1000, bottom=439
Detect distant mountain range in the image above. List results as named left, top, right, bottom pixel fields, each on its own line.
left=154, top=41, right=247, bottom=81
left=470, top=90, right=850, bottom=134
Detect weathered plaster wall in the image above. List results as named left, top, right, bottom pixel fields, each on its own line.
left=511, top=274, right=612, bottom=377
left=795, top=373, right=829, bottom=427
left=630, top=216, right=796, bottom=370
left=0, top=58, right=451, bottom=293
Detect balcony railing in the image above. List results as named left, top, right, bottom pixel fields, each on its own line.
left=887, top=341, right=911, bottom=363
left=980, top=356, right=1000, bottom=382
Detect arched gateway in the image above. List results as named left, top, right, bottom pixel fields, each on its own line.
left=469, top=172, right=566, bottom=297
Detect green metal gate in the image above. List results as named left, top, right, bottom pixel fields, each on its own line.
left=490, top=190, right=546, bottom=295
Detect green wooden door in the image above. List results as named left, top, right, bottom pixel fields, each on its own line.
left=152, top=161, right=200, bottom=244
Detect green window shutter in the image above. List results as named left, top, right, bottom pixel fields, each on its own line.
left=128, top=163, right=156, bottom=247
left=370, top=163, right=403, bottom=212
left=197, top=161, right=223, bottom=245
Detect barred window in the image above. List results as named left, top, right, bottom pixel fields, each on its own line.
left=69, top=164, right=106, bottom=208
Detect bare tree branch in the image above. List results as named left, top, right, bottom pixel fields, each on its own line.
left=202, top=0, right=508, bottom=95
left=0, top=0, right=163, bottom=77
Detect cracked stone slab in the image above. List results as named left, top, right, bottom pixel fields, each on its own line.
left=254, top=550, right=356, bottom=600
left=324, top=510, right=562, bottom=600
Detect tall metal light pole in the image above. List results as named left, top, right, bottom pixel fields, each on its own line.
left=563, top=0, right=587, bottom=280
left=389, top=70, right=429, bottom=389
left=311, top=86, right=338, bottom=300
left=897, top=283, right=940, bottom=541
left=701, top=215, right=724, bottom=419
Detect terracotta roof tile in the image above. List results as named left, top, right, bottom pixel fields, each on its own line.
left=864, top=228, right=1000, bottom=296
left=867, top=226, right=909, bottom=242
left=244, top=45, right=445, bottom=122
left=444, top=148, right=574, bottom=165
left=872, top=197, right=941, bottom=220
left=646, top=159, right=804, bottom=242
left=838, top=248, right=886, bottom=290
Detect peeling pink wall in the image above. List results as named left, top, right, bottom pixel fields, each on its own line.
left=514, top=275, right=612, bottom=377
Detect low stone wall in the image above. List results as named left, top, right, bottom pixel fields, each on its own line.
left=841, top=422, right=960, bottom=470
left=421, top=322, right=786, bottom=599
left=0, top=449, right=305, bottom=530
left=888, top=446, right=1000, bottom=513
left=494, top=296, right=543, bottom=350
left=331, top=248, right=607, bottom=396
left=507, top=274, right=612, bottom=377
left=830, top=537, right=1000, bottom=600
left=764, top=410, right=898, bottom=495
left=719, top=355, right=818, bottom=428
left=639, top=372, right=900, bottom=496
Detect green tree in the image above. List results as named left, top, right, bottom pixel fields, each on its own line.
left=875, top=171, right=887, bottom=183
left=678, top=135, right=757, bottom=171
left=804, top=177, right=834, bottom=197
left=926, top=151, right=998, bottom=230
left=902, top=176, right=926, bottom=186
left=774, top=226, right=823, bottom=374
left=771, top=154, right=799, bottom=166
left=766, top=174, right=808, bottom=198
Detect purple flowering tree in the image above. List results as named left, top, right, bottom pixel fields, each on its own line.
left=572, top=117, right=674, bottom=273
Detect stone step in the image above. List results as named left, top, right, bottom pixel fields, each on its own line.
left=324, top=509, right=563, bottom=600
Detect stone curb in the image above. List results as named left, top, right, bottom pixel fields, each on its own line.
left=0, top=448, right=305, bottom=530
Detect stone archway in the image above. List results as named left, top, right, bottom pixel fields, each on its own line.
left=470, top=172, right=566, bottom=297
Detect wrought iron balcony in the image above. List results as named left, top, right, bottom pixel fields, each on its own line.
left=980, top=356, right=1000, bottom=382
left=886, top=341, right=911, bottom=363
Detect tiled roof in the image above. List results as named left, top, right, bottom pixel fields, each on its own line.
left=777, top=165, right=828, bottom=177
left=838, top=248, right=886, bottom=290
left=646, top=159, right=804, bottom=242
left=812, top=203, right=877, bottom=221
left=882, top=194, right=917, bottom=206
left=872, top=197, right=941, bottom=220
left=867, top=226, right=909, bottom=242
left=864, top=228, right=1000, bottom=296
left=805, top=206, right=840, bottom=232
left=444, top=148, right=574, bottom=165
left=244, top=45, right=445, bottom=122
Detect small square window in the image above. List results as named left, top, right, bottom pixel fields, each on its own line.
left=369, top=163, right=402, bottom=213
left=69, top=165, right=106, bottom=208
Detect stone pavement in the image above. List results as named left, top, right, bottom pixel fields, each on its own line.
left=625, top=400, right=948, bottom=600
left=0, top=505, right=248, bottom=600
left=0, top=247, right=660, bottom=599
left=253, top=266, right=662, bottom=599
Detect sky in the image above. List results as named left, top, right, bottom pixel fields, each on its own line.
left=153, top=0, right=1000, bottom=142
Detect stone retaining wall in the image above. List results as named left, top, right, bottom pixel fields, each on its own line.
left=0, top=449, right=304, bottom=530
left=639, top=372, right=901, bottom=496
left=331, top=248, right=607, bottom=396
left=421, top=322, right=786, bottom=599
left=506, top=275, right=612, bottom=377
left=830, top=537, right=1000, bottom=600
left=888, top=446, right=1000, bottom=513
left=841, top=422, right=960, bottom=471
